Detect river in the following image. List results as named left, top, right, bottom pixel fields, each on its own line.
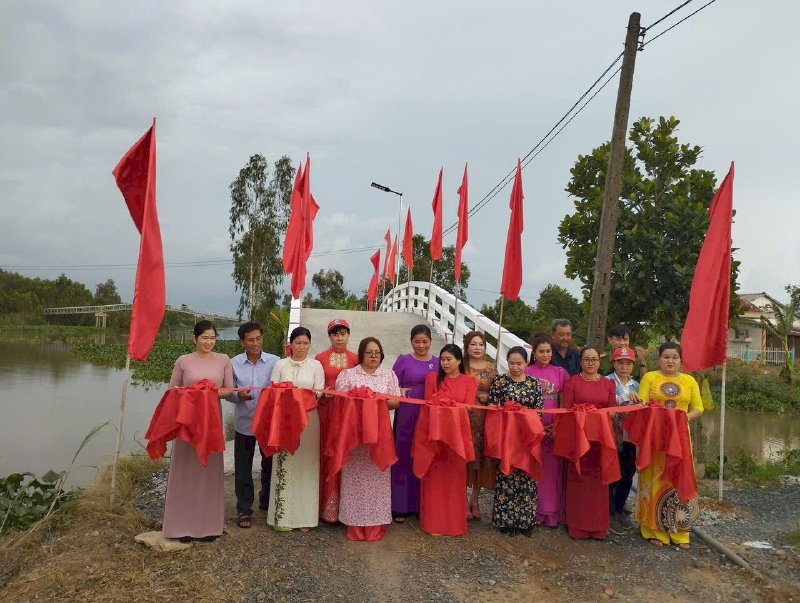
left=0, top=340, right=798, bottom=486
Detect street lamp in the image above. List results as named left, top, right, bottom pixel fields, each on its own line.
left=370, top=182, right=404, bottom=300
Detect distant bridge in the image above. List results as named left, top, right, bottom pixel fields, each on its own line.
left=42, top=303, right=238, bottom=327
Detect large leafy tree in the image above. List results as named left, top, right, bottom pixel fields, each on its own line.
left=557, top=116, right=741, bottom=342
left=229, top=154, right=295, bottom=319
left=480, top=298, right=535, bottom=341
left=94, top=279, right=122, bottom=305
left=397, top=234, right=471, bottom=298
left=302, top=269, right=364, bottom=310
left=479, top=284, right=585, bottom=343
left=530, top=284, right=585, bottom=341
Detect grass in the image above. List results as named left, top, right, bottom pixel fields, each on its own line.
left=704, top=449, right=800, bottom=486
left=0, top=454, right=165, bottom=593
left=699, top=360, right=800, bottom=413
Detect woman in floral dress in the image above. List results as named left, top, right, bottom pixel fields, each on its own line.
left=462, top=331, right=497, bottom=519
left=487, top=346, right=544, bottom=536
left=334, top=337, right=401, bottom=541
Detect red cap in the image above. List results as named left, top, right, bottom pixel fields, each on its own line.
left=612, top=346, right=635, bottom=361
left=327, top=318, right=351, bottom=334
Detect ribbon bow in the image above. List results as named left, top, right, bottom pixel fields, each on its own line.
left=347, top=386, right=377, bottom=399
left=501, top=401, right=525, bottom=412
left=428, top=393, right=458, bottom=407
left=271, top=381, right=296, bottom=389
left=573, top=403, right=598, bottom=412
left=185, top=378, right=217, bottom=391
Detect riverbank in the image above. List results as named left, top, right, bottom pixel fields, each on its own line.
left=1, top=455, right=798, bottom=602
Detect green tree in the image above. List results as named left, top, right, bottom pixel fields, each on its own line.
left=229, top=154, right=295, bottom=319
left=760, top=285, right=800, bottom=384
left=312, top=269, right=347, bottom=305
left=557, top=116, right=741, bottom=342
left=480, top=297, right=536, bottom=340
left=397, top=234, right=471, bottom=298
left=94, top=279, right=122, bottom=305
left=530, top=284, right=585, bottom=341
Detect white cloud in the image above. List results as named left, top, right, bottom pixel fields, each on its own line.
left=2, top=0, right=797, bottom=315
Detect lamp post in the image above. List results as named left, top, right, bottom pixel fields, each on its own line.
left=371, top=182, right=403, bottom=309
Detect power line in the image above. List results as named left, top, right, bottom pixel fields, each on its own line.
left=1, top=245, right=382, bottom=271
left=642, top=0, right=695, bottom=33
left=441, top=51, right=624, bottom=238
left=640, top=0, right=717, bottom=48
left=441, top=0, right=718, bottom=239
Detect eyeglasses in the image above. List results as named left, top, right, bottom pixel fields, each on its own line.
left=582, top=358, right=600, bottom=364
left=364, top=350, right=382, bottom=357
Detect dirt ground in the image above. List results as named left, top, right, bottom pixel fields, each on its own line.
left=1, top=468, right=798, bottom=603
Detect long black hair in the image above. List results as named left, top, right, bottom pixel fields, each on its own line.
left=437, top=343, right=465, bottom=385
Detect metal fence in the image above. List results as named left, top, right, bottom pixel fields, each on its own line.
left=727, top=346, right=796, bottom=365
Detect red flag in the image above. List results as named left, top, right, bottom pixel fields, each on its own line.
left=291, top=154, right=319, bottom=299
left=381, top=228, right=391, bottom=282
left=112, top=119, right=165, bottom=362
left=680, top=163, right=735, bottom=371
left=367, top=250, right=381, bottom=311
left=387, top=235, right=398, bottom=284
left=500, top=159, right=524, bottom=301
left=283, top=155, right=319, bottom=300
left=430, top=168, right=443, bottom=261
left=455, top=163, right=469, bottom=282
left=402, top=208, right=414, bottom=278
left=282, top=163, right=305, bottom=274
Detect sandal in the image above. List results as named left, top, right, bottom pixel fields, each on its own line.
left=237, top=514, right=252, bottom=529
left=394, top=516, right=406, bottom=524
left=676, top=543, right=690, bottom=551
left=648, top=538, right=664, bottom=548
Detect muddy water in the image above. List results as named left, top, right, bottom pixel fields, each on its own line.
left=0, top=341, right=235, bottom=486
left=1, top=340, right=798, bottom=485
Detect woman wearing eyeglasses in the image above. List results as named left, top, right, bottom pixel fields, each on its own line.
left=333, top=337, right=401, bottom=541
left=561, top=346, right=617, bottom=539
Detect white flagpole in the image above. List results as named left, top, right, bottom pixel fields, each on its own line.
left=110, top=353, right=131, bottom=506
left=718, top=362, right=727, bottom=500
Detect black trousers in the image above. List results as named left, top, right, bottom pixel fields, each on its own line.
left=610, top=441, right=637, bottom=514
left=234, top=431, right=272, bottom=516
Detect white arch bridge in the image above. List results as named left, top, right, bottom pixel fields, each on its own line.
left=42, top=303, right=238, bottom=327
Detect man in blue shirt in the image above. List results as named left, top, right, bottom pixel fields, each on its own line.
left=228, top=321, right=278, bottom=528
left=549, top=318, right=581, bottom=376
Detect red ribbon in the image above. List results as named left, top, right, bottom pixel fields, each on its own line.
left=144, top=379, right=224, bottom=467
left=324, top=386, right=397, bottom=478
left=552, top=405, right=621, bottom=484
left=251, top=382, right=318, bottom=457
left=412, top=402, right=475, bottom=479
left=484, top=403, right=545, bottom=480
left=624, top=405, right=698, bottom=500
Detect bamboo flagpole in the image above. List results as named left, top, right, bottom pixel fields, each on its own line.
left=718, top=362, right=727, bottom=500
left=426, top=263, right=435, bottom=321
left=495, top=298, right=506, bottom=367
left=109, top=119, right=164, bottom=507
left=453, top=278, right=460, bottom=344
left=109, top=353, right=131, bottom=507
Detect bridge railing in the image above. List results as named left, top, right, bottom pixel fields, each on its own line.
left=379, top=281, right=531, bottom=373
left=42, top=303, right=238, bottom=322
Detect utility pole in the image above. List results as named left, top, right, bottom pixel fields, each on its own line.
left=586, top=12, right=641, bottom=349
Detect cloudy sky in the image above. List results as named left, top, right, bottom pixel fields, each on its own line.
left=1, top=0, right=798, bottom=315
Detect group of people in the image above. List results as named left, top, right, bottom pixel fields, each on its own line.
left=159, top=316, right=703, bottom=550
